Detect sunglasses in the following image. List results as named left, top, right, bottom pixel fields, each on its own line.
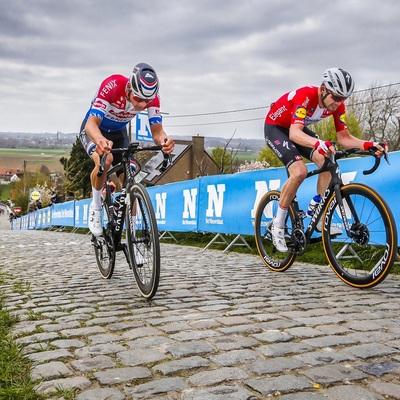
left=328, top=90, right=347, bottom=102
left=131, top=92, right=153, bottom=104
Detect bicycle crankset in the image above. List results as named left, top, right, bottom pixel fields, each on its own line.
left=289, top=228, right=307, bottom=255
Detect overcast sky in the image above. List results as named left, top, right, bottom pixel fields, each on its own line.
left=0, top=0, right=399, bottom=140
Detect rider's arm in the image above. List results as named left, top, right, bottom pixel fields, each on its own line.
left=289, top=124, right=320, bottom=147
left=336, top=129, right=387, bottom=157
left=336, top=128, right=365, bottom=149
left=85, top=115, right=112, bottom=155
left=150, top=123, right=175, bottom=154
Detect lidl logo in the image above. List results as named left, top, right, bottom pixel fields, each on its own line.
left=30, top=190, right=41, bottom=201
left=295, top=106, right=307, bottom=119
left=339, top=113, right=346, bottom=124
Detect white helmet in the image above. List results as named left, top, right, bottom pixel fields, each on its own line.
left=322, top=68, right=355, bottom=97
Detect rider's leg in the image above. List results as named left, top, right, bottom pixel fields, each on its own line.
left=90, top=152, right=113, bottom=210
left=312, top=151, right=330, bottom=196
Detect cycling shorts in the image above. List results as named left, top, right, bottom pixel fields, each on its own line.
left=264, top=124, right=319, bottom=169
left=79, top=120, right=130, bottom=176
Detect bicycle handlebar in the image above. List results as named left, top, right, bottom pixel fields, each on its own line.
left=96, top=142, right=170, bottom=177
left=307, top=146, right=390, bottom=178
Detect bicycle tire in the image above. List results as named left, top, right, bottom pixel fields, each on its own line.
left=322, top=183, right=397, bottom=288
left=93, top=231, right=116, bottom=279
left=126, top=183, right=160, bottom=299
left=254, top=190, right=297, bottom=272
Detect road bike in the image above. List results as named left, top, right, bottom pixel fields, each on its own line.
left=92, top=142, right=169, bottom=299
left=254, top=146, right=398, bottom=288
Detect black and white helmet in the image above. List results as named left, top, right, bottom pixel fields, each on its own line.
left=130, top=62, right=159, bottom=99
left=322, top=68, right=355, bottom=97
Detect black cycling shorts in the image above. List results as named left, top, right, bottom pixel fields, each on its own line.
left=264, top=124, right=319, bottom=169
left=79, top=120, right=130, bottom=176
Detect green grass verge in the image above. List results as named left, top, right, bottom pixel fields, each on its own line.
left=0, top=278, right=45, bottom=400
left=160, top=231, right=400, bottom=274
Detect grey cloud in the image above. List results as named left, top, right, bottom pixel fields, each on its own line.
left=0, top=0, right=398, bottom=137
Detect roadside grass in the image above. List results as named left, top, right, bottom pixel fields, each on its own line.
left=0, top=277, right=45, bottom=400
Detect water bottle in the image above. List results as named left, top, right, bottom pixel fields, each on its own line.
left=306, top=194, right=321, bottom=217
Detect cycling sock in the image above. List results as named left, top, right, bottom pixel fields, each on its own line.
left=91, top=187, right=103, bottom=210
left=274, top=204, right=288, bottom=227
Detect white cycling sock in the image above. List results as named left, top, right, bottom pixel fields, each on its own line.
left=91, top=187, right=103, bottom=210
left=274, top=205, right=288, bottom=227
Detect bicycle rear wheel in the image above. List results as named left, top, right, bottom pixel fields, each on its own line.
left=254, top=190, right=297, bottom=272
left=126, top=183, right=160, bottom=299
left=322, top=183, right=397, bottom=288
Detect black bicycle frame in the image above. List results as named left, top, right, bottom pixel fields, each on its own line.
left=103, top=156, right=133, bottom=250
left=289, top=154, right=350, bottom=246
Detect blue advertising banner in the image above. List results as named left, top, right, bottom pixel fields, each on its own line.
left=11, top=151, right=400, bottom=246
left=74, top=199, right=91, bottom=228
left=51, top=201, right=75, bottom=227
left=196, top=167, right=289, bottom=235
left=147, top=179, right=201, bottom=232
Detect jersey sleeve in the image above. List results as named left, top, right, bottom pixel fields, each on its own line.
left=146, top=94, right=163, bottom=126
left=332, top=103, right=348, bottom=131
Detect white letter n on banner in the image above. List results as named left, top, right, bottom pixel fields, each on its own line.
left=155, top=192, right=167, bottom=219
left=182, top=188, right=198, bottom=218
left=206, top=184, right=225, bottom=217
left=251, top=180, right=281, bottom=218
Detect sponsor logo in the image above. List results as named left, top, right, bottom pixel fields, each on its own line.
left=99, top=79, right=117, bottom=97
left=93, top=100, right=107, bottom=110
left=339, top=113, right=346, bottom=124
left=269, top=105, right=287, bottom=121
left=295, top=106, right=307, bottom=119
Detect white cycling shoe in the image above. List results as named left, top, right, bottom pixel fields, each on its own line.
left=270, top=219, right=288, bottom=253
left=89, top=203, right=103, bottom=237
left=316, top=219, right=342, bottom=236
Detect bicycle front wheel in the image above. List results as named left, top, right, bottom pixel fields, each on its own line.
left=92, top=233, right=115, bottom=279
left=125, top=183, right=160, bottom=299
left=322, top=183, right=397, bottom=288
left=254, top=190, right=297, bottom=272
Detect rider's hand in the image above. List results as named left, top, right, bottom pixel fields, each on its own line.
left=314, top=140, right=334, bottom=156
left=363, top=141, right=388, bottom=158
left=96, top=138, right=113, bottom=156
left=162, top=137, right=175, bottom=154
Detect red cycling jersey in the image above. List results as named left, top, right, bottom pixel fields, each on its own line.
left=265, top=86, right=348, bottom=132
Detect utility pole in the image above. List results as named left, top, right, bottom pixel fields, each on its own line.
left=23, top=160, right=27, bottom=194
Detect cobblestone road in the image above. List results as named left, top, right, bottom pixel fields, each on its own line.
left=1, top=228, right=400, bottom=400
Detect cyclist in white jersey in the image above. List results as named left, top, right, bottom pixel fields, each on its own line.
left=79, top=63, right=174, bottom=236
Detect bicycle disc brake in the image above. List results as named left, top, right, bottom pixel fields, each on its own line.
left=350, top=222, right=370, bottom=246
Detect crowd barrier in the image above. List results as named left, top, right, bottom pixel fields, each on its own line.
left=11, top=151, right=400, bottom=249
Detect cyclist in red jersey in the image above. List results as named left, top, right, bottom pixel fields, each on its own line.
left=80, top=63, right=175, bottom=236
left=264, top=68, right=387, bottom=252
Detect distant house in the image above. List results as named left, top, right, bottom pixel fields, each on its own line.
left=141, top=135, right=220, bottom=186
left=0, top=167, right=23, bottom=183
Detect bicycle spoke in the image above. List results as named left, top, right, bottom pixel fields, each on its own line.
left=323, top=184, right=397, bottom=288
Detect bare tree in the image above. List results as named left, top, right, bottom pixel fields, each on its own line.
left=210, top=129, right=241, bottom=174
left=348, top=83, right=400, bottom=150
